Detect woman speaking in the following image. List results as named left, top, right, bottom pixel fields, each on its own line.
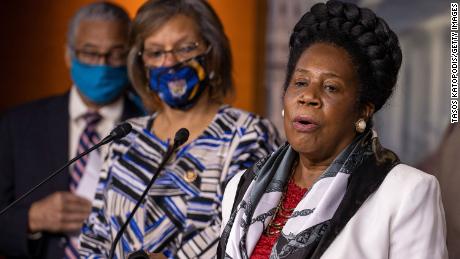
left=218, top=1, right=447, bottom=258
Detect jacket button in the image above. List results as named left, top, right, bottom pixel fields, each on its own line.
left=59, top=237, right=66, bottom=247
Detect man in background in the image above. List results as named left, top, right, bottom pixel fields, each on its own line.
left=0, top=2, right=143, bottom=258
left=418, top=123, right=460, bottom=258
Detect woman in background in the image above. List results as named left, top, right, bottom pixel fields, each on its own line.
left=218, top=1, right=447, bottom=258
left=79, top=0, right=280, bottom=258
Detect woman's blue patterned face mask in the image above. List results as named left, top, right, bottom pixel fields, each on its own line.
left=148, top=55, right=208, bottom=110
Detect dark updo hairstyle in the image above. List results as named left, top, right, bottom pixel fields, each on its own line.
left=285, top=0, right=402, bottom=112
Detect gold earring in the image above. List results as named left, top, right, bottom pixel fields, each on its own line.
left=355, top=118, right=366, bottom=133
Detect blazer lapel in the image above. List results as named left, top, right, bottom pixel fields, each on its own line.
left=121, top=95, right=144, bottom=121
left=45, top=93, right=70, bottom=191
left=310, top=149, right=400, bottom=259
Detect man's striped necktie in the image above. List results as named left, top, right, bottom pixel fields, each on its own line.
left=69, top=112, right=102, bottom=192
left=65, top=112, right=101, bottom=259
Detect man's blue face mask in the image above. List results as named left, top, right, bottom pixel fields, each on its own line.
left=70, top=58, right=129, bottom=105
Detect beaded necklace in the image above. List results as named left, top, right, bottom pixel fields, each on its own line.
left=264, top=159, right=307, bottom=236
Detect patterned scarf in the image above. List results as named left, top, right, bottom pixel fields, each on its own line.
left=220, top=130, right=397, bottom=258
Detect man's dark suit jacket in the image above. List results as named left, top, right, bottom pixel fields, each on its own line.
left=418, top=124, right=460, bottom=259
left=0, top=92, right=143, bottom=258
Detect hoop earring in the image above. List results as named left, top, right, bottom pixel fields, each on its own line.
left=355, top=118, right=366, bottom=133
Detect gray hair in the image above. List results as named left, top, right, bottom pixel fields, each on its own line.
left=67, top=2, right=131, bottom=47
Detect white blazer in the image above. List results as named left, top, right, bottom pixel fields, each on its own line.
left=221, top=164, right=448, bottom=259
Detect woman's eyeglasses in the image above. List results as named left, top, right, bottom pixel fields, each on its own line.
left=139, top=42, right=203, bottom=66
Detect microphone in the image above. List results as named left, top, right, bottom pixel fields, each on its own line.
left=101, top=122, right=132, bottom=144
left=0, top=123, right=133, bottom=216
left=173, top=128, right=190, bottom=148
left=108, top=128, right=190, bottom=259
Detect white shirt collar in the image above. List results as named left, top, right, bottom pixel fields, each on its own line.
left=69, top=86, right=124, bottom=122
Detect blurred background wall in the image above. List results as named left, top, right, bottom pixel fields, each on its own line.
left=0, top=0, right=454, bottom=165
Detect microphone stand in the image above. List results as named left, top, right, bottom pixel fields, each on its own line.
left=0, top=135, right=115, bottom=216
left=108, top=128, right=189, bottom=259
left=108, top=143, right=175, bottom=259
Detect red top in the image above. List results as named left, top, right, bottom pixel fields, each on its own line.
left=250, top=179, right=308, bottom=259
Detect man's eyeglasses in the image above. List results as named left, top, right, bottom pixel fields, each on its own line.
left=73, top=48, right=128, bottom=66
left=139, top=42, right=204, bottom=66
